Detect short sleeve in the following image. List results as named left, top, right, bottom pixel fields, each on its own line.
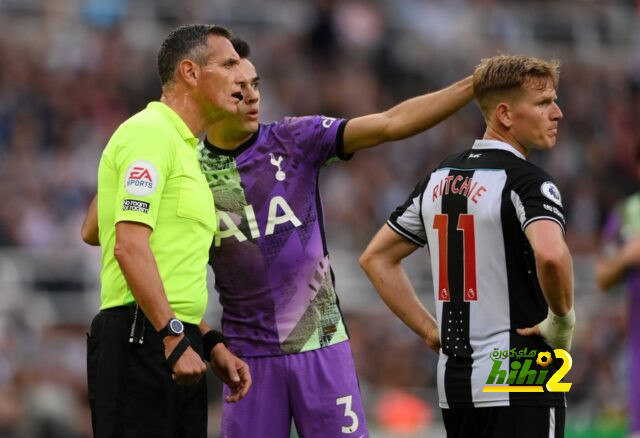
left=111, top=129, right=173, bottom=229
left=510, top=170, right=566, bottom=234
left=387, top=175, right=430, bottom=247
left=283, top=116, right=350, bottom=168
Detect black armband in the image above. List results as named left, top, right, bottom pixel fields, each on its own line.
left=202, top=330, right=227, bottom=357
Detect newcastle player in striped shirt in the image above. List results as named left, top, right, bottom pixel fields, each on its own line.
left=360, top=55, right=575, bottom=438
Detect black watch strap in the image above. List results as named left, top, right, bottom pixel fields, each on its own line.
left=202, top=330, right=227, bottom=358
left=158, top=318, right=184, bottom=339
left=165, top=336, right=191, bottom=372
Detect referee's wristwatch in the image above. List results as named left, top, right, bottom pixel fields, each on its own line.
left=158, top=318, right=184, bottom=338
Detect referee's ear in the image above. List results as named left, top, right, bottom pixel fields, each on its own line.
left=177, top=59, right=199, bottom=88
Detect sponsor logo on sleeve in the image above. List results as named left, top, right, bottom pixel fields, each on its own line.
left=543, top=203, right=565, bottom=221
left=321, top=116, right=337, bottom=128
left=124, top=161, right=158, bottom=196
left=540, top=181, right=562, bottom=207
left=122, top=199, right=150, bottom=214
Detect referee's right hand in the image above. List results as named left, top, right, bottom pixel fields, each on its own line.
left=163, top=335, right=207, bottom=385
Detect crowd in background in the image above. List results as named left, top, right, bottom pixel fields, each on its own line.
left=0, top=0, right=639, bottom=436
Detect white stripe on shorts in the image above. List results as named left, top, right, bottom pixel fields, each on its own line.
left=548, top=407, right=555, bottom=438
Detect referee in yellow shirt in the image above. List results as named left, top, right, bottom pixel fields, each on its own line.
left=86, top=25, right=251, bottom=437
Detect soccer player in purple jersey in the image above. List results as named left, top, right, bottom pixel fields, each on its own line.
left=596, top=152, right=640, bottom=438
left=199, top=38, right=473, bottom=437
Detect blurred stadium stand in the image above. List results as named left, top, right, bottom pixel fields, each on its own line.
left=0, top=0, right=638, bottom=436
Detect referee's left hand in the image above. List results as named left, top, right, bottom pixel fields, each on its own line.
left=209, top=344, right=252, bottom=402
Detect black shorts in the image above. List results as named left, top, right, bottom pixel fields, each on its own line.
left=442, top=405, right=565, bottom=438
left=87, top=305, right=207, bottom=438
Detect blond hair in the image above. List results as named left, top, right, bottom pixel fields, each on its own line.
left=473, top=55, right=560, bottom=119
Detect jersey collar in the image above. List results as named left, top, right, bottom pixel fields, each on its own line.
left=472, top=139, right=526, bottom=160
left=203, top=126, right=261, bottom=157
left=148, top=102, right=199, bottom=147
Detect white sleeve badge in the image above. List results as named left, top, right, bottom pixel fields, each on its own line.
left=540, top=181, right=562, bottom=207
left=321, top=116, right=337, bottom=128
left=124, top=160, right=158, bottom=196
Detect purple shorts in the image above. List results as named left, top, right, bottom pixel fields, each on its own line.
left=221, top=340, right=368, bottom=437
left=631, top=342, right=640, bottom=433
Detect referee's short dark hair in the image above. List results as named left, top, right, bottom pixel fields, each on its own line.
left=230, top=37, right=250, bottom=59
left=158, top=24, right=232, bottom=87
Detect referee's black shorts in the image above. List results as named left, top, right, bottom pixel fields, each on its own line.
left=86, top=305, right=207, bottom=438
left=442, top=405, right=565, bottom=438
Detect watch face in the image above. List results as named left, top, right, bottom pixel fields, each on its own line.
left=169, top=319, right=184, bottom=335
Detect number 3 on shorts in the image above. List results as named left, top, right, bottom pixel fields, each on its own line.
left=336, top=395, right=359, bottom=434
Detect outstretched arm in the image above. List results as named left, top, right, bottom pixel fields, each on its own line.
left=81, top=194, right=99, bottom=246
left=343, top=76, right=473, bottom=154
left=360, top=225, right=440, bottom=352
left=596, top=237, right=640, bottom=291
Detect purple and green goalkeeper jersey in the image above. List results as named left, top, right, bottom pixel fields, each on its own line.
left=198, top=116, right=351, bottom=357
left=602, top=192, right=640, bottom=433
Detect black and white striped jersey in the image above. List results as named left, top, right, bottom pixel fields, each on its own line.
left=388, top=139, right=567, bottom=409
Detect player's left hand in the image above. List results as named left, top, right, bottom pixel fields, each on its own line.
left=209, top=344, right=252, bottom=402
left=517, top=307, right=575, bottom=351
left=516, top=324, right=540, bottom=338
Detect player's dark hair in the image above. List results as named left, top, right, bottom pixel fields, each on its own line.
left=230, top=37, right=250, bottom=59
left=157, top=24, right=232, bottom=87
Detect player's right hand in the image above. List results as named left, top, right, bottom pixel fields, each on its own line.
left=164, top=336, right=207, bottom=385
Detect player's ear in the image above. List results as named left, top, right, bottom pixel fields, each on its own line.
left=177, top=59, right=199, bottom=87
left=495, top=102, right=513, bottom=129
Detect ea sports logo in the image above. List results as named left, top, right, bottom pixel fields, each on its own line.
left=130, top=167, right=152, bottom=181
left=124, top=160, right=158, bottom=196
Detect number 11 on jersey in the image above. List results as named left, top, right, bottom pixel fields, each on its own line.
left=433, top=213, right=478, bottom=302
